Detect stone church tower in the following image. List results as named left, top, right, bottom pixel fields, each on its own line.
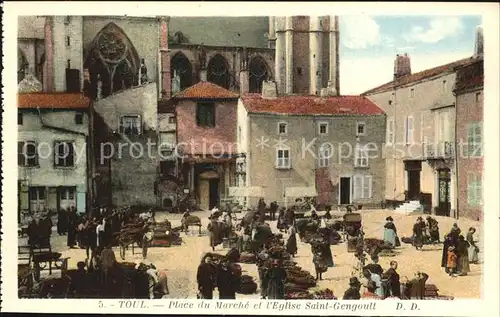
left=268, top=16, right=340, bottom=96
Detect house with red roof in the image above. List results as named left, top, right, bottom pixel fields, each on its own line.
left=17, top=76, right=91, bottom=221
left=173, top=81, right=240, bottom=210
left=236, top=81, right=386, bottom=208
left=361, top=29, right=483, bottom=219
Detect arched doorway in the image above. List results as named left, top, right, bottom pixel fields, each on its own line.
left=18, top=49, right=28, bottom=83
left=249, top=56, right=270, bottom=93
left=83, top=22, right=141, bottom=99
left=171, top=52, right=193, bottom=94
left=207, top=54, right=229, bottom=89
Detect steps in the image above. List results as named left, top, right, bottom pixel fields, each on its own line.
left=394, top=200, right=424, bottom=215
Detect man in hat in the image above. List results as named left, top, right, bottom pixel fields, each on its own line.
left=343, top=277, right=361, bottom=299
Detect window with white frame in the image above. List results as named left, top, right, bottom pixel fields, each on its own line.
left=120, top=115, right=142, bottom=135
left=319, top=144, right=332, bottom=167
left=54, top=141, right=75, bottom=167
left=405, top=116, right=414, bottom=145
left=467, top=173, right=482, bottom=206
left=354, top=146, right=369, bottom=167
left=353, top=175, right=372, bottom=199
left=276, top=148, right=291, bottom=169
left=387, top=118, right=394, bottom=144
left=356, top=122, right=366, bottom=136
left=466, top=122, right=483, bottom=157
left=18, top=141, right=38, bottom=167
left=318, top=122, right=328, bottom=135
left=278, top=122, right=288, bottom=135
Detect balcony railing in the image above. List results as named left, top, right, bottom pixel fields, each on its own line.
left=423, top=141, right=454, bottom=160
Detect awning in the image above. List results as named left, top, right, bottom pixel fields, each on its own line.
left=228, top=186, right=265, bottom=197
left=285, top=186, right=317, bottom=198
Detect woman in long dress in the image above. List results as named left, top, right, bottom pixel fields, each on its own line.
left=466, top=227, right=479, bottom=264
left=456, top=235, right=470, bottom=275
left=265, top=259, right=287, bottom=299
left=286, top=225, right=298, bottom=257
left=412, top=217, right=425, bottom=250
left=383, top=216, right=400, bottom=248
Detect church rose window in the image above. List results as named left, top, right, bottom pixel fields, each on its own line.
left=171, top=52, right=193, bottom=94
left=249, top=56, right=270, bottom=93
left=84, top=22, right=141, bottom=99
left=207, top=54, right=230, bottom=89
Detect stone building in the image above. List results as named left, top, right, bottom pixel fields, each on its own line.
left=455, top=55, right=484, bottom=221
left=237, top=82, right=386, bottom=208
left=17, top=77, right=90, bottom=222
left=362, top=40, right=482, bottom=217
left=17, top=15, right=274, bottom=209
left=174, top=82, right=240, bottom=210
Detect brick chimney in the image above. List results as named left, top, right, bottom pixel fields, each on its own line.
left=393, top=53, right=411, bottom=80
left=474, top=26, right=484, bottom=56
left=159, top=16, right=171, bottom=99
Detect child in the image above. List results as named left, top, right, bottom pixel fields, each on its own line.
left=447, top=246, right=457, bottom=277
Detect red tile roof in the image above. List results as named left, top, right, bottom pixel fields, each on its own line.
left=173, top=81, right=239, bottom=100
left=240, top=94, right=384, bottom=116
left=362, top=56, right=480, bottom=95
left=18, top=93, right=90, bottom=109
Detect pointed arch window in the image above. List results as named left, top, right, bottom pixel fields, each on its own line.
left=171, top=52, right=193, bottom=94
left=84, top=22, right=141, bottom=99
left=207, top=54, right=229, bottom=89
left=249, top=56, right=270, bottom=93
left=18, top=49, right=29, bottom=83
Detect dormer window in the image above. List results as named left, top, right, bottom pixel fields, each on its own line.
left=278, top=122, right=288, bottom=135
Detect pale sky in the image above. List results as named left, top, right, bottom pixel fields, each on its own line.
left=339, top=15, right=482, bottom=95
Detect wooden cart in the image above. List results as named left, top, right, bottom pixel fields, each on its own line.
left=30, top=237, right=69, bottom=282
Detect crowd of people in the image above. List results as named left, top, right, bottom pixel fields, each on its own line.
left=22, top=196, right=481, bottom=300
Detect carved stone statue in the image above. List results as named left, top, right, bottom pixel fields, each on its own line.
left=197, top=45, right=207, bottom=70
left=140, top=58, right=148, bottom=84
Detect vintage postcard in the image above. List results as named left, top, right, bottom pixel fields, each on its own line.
left=1, top=1, right=499, bottom=316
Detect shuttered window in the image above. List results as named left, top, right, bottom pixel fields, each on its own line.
left=353, top=175, right=372, bottom=199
